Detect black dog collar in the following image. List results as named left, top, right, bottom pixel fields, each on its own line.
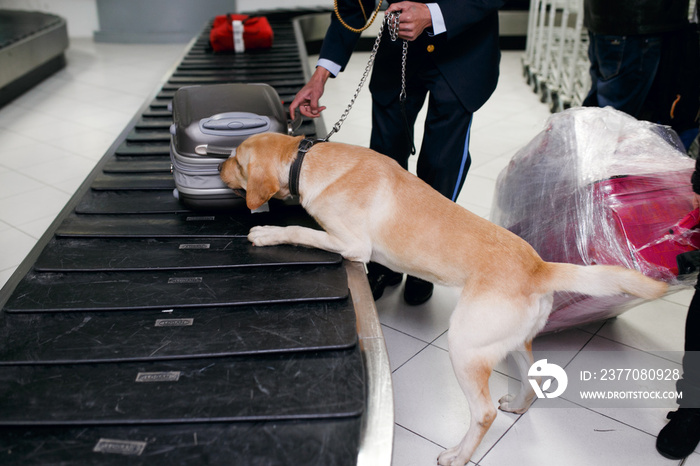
left=288, top=137, right=323, bottom=197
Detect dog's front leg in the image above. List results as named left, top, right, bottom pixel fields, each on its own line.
left=248, top=225, right=370, bottom=262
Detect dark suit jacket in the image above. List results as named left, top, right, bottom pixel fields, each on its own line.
left=319, top=0, right=504, bottom=112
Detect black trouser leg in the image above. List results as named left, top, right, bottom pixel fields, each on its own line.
left=678, top=278, right=700, bottom=408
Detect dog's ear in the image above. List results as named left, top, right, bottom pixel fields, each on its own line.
left=245, top=160, right=280, bottom=210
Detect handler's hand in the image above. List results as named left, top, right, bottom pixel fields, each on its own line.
left=386, top=1, right=432, bottom=41
left=289, top=66, right=330, bottom=119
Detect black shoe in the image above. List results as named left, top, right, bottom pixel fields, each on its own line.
left=403, top=275, right=434, bottom=305
left=656, top=408, right=700, bottom=459
left=367, top=265, right=403, bottom=301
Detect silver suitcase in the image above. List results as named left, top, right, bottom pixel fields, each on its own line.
left=170, top=83, right=291, bottom=210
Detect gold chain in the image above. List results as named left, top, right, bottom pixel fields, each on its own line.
left=333, top=0, right=384, bottom=33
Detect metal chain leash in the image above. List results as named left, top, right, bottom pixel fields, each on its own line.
left=388, top=12, right=409, bottom=103
left=324, top=11, right=407, bottom=141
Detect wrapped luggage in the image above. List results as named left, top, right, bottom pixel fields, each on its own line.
left=491, top=107, right=700, bottom=333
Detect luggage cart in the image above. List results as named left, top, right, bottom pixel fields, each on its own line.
left=522, top=0, right=590, bottom=112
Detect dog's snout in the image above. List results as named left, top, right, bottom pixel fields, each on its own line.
left=217, top=162, right=223, bottom=172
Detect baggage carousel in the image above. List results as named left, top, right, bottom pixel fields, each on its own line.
left=0, top=9, right=393, bottom=465
left=0, top=9, right=68, bottom=107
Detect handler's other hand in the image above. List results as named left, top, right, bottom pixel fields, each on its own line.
left=289, top=66, right=330, bottom=119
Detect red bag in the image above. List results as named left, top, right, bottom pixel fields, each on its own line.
left=590, top=171, right=700, bottom=278
left=209, top=14, right=273, bottom=52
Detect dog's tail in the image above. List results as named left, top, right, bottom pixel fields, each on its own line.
left=540, top=262, right=668, bottom=300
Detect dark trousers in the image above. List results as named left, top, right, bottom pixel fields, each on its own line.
left=367, top=63, right=473, bottom=279
left=583, top=31, right=662, bottom=119
left=678, top=278, right=700, bottom=408
left=369, top=65, right=474, bottom=202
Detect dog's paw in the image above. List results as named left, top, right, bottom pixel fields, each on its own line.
left=248, top=225, right=287, bottom=247
left=498, top=393, right=532, bottom=414
left=437, top=447, right=468, bottom=466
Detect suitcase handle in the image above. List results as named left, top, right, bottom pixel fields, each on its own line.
left=194, top=144, right=234, bottom=157
left=199, top=112, right=271, bottom=136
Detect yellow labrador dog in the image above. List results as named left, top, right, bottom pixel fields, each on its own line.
left=220, top=132, right=667, bottom=466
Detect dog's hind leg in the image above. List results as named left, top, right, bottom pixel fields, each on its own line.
left=498, top=292, right=552, bottom=414
left=498, top=340, right=538, bottom=414
left=438, top=344, right=497, bottom=465
left=438, top=298, right=500, bottom=466
left=438, top=290, right=551, bottom=465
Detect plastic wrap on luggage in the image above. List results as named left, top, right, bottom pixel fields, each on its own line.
left=491, top=107, right=699, bottom=333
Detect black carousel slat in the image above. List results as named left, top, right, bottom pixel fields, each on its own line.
left=103, top=158, right=171, bottom=173
left=115, top=142, right=170, bottom=157
left=0, top=347, right=364, bottom=425
left=134, top=119, right=172, bottom=130
left=165, top=76, right=305, bottom=87
left=55, top=206, right=319, bottom=238
left=91, top=173, right=175, bottom=191
left=0, top=418, right=362, bottom=466
left=0, top=297, right=355, bottom=364
left=34, top=237, right=342, bottom=272
left=126, top=130, right=171, bottom=143
left=75, top=190, right=193, bottom=215
left=142, top=108, right=172, bottom=118
left=4, top=264, right=348, bottom=313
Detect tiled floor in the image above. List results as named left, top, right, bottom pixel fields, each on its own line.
left=0, top=38, right=696, bottom=466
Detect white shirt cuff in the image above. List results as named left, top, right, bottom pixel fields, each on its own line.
left=316, top=58, right=342, bottom=77
left=427, top=3, right=446, bottom=35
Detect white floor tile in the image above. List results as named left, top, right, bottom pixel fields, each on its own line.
left=377, top=284, right=457, bottom=344
left=392, top=425, right=448, bottom=466
left=663, top=288, right=694, bottom=307
left=17, top=152, right=96, bottom=187
left=0, top=139, right=75, bottom=171
left=0, top=227, right=38, bottom=271
left=455, top=173, right=496, bottom=210
left=2, top=111, right=94, bottom=143
left=683, top=453, right=700, bottom=465
left=392, top=345, right=520, bottom=463
left=0, top=186, right=70, bottom=227
left=0, top=267, right=16, bottom=288
left=0, top=128, right=37, bottom=152
left=480, top=397, right=678, bottom=466
left=47, top=129, right=116, bottom=161
left=0, top=170, right=45, bottom=199
left=381, top=325, right=430, bottom=372
left=596, top=299, right=688, bottom=354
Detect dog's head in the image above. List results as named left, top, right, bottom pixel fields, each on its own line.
left=219, top=133, right=303, bottom=210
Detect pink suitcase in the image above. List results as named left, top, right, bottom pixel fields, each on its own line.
left=492, top=107, right=699, bottom=333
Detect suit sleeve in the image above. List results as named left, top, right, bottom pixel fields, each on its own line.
left=436, top=0, right=505, bottom=40
left=319, top=0, right=378, bottom=72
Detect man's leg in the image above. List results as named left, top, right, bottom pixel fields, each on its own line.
left=657, top=279, right=700, bottom=459
left=416, top=68, right=474, bottom=202
left=366, top=86, right=428, bottom=301
left=583, top=32, right=661, bottom=118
